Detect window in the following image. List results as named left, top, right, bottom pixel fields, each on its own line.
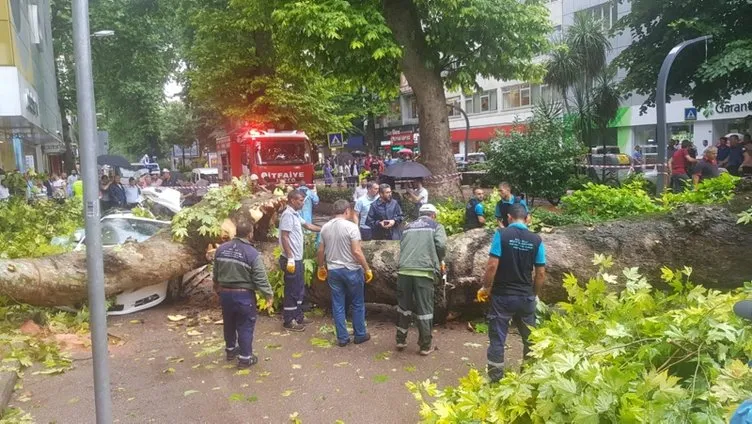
left=501, top=84, right=531, bottom=109
left=409, top=97, right=418, bottom=119
left=539, top=84, right=560, bottom=103
left=480, top=90, right=496, bottom=112
left=447, top=97, right=461, bottom=117
left=255, top=141, right=311, bottom=165
left=465, top=98, right=473, bottom=115
left=577, top=1, right=618, bottom=30
left=28, top=4, right=42, bottom=44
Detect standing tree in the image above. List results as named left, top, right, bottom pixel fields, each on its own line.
left=613, top=0, right=752, bottom=109
left=273, top=0, right=552, bottom=197
left=160, top=101, right=198, bottom=169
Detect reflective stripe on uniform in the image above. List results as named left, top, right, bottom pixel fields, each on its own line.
left=396, top=327, right=408, bottom=334
left=396, top=306, right=412, bottom=316
left=415, top=313, right=433, bottom=320
left=283, top=306, right=298, bottom=311
left=296, top=301, right=303, bottom=305
left=487, top=360, right=505, bottom=369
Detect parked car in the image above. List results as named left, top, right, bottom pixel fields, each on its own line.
left=584, top=146, right=632, bottom=184
left=73, top=213, right=172, bottom=315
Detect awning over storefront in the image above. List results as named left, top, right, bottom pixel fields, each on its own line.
left=450, top=124, right=519, bottom=143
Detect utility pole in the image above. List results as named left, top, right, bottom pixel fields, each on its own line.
left=71, top=0, right=113, bottom=421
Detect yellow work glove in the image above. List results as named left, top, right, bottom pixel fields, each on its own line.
left=365, top=269, right=374, bottom=284
left=476, top=287, right=490, bottom=303
left=286, top=259, right=296, bottom=274
left=317, top=267, right=328, bottom=281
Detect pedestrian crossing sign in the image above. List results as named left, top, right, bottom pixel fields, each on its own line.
left=684, top=107, right=697, bottom=121
left=328, top=132, right=344, bottom=148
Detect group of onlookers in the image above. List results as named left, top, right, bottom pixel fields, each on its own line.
left=668, top=134, right=752, bottom=192
left=321, top=154, right=396, bottom=187
left=0, top=168, right=83, bottom=202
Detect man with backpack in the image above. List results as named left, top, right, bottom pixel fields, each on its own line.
left=464, top=187, right=486, bottom=231
left=494, top=182, right=528, bottom=228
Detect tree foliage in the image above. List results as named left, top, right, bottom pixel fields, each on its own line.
left=544, top=13, right=621, bottom=147
left=486, top=105, right=585, bottom=205
left=0, top=198, right=83, bottom=259
left=613, top=0, right=752, bottom=109
left=409, top=261, right=752, bottom=423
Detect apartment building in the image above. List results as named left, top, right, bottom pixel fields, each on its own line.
left=0, top=0, right=62, bottom=174
left=377, top=0, right=752, bottom=157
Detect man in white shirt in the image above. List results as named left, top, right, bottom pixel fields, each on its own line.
left=317, top=200, right=373, bottom=346
left=125, top=177, right=142, bottom=207
left=353, top=179, right=368, bottom=202
left=405, top=179, right=428, bottom=216
left=354, top=182, right=379, bottom=241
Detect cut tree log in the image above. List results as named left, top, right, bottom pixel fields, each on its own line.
left=0, top=187, right=750, bottom=309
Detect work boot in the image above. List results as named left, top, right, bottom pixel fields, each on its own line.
left=300, top=316, right=314, bottom=325
left=283, top=321, right=306, bottom=332
left=226, top=347, right=238, bottom=362
left=395, top=343, right=407, bottom=352
left=354, top=333, right=371, bottom=345
left=419, top=346, right=437, bottom=356
left=337, top=338, right=351, bottom=347
left=237, top=354, right=259, bottom=369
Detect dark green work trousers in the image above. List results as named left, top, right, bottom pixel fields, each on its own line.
left=395, top=274, right=435, bottom=350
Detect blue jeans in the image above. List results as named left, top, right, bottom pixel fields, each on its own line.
left=328, top=268, right=367, bottom=343
left=280, top=257, right=305, bottom=325
left=487, top=295, right=536, bottom=382
left=219, top=290, right=257, bottom=359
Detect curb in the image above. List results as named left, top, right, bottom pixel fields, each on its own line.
left=0, top=360, right=20, bottom=412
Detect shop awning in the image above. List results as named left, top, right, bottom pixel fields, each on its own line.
left=450, top=124, right=521, bottom=143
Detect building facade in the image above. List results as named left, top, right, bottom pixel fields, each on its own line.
left=377, top=0, right=752, bottom=158
left=0, top=0, right=62, bottom=174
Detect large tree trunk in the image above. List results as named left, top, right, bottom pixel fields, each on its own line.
left=306, top=203, right=752, bottom=309
left=1, top=199, right=749, bottom=309
left=382, top=0, right=462, bottom=199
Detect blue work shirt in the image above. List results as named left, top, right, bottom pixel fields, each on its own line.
left=298, top=186, right=319, bottom=225
left=488, top=222, right=546, bottom=296
left=355, top=194, right=378, bottom=229
left=494, top=196, right=528, bottom=227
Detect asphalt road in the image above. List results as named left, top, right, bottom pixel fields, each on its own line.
left=12, top=303, right=523, bottom=424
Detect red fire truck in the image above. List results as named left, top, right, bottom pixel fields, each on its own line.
left=216, top=128, right=315, bottom=184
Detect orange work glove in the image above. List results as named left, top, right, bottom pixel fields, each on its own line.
left=476, top=287, right=490, bottom=303
left=317, top=266, right=328, bottom=281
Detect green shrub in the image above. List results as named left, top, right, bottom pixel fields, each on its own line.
left=435, top=191, right=500, bottom=236
left=409, top=259, right=752, bottom=423
left=316, top=186, right=352, bottom=204
left=560, top=181, right=661, bottom=220
left=660, top=173, right=740, bottom=209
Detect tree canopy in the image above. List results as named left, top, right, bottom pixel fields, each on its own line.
left=613, top=0, right=752, bottom=110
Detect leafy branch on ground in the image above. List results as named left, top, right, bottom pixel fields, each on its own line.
left=409, top=258, right=752, bottom=423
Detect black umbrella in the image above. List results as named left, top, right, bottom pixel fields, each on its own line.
left=335, top=152, right=355, bottom=165
left=97, top=155, right=131, bottom=169
left=383, top=161, right=432, bottom=179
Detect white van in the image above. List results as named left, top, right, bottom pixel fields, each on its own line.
left=191, top=168, right=219, bottom=188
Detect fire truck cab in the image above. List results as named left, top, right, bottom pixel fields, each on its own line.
left=217, top=128, right=315, bottom=184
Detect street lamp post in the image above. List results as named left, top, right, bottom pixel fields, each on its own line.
left=72, top=1, right=112, bottom=422
left=447, top=104, right=470, bottom=162
left=656, top=35, right=712, bottom=194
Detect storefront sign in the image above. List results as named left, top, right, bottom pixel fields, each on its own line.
left=380, top=140, right=392, bottom=146
left=42, top=142, right=66, bottom=154
left=390, top=131, right=415, bottom=145
left=715, top=101, right=752, bottom=114
left=25, top=155, right=35, bottom=172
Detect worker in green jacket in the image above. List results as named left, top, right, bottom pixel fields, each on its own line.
left=395, top=203, right=447, bottom=356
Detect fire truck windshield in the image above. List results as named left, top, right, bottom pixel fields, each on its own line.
left=256, top=141, right=310, bottom=165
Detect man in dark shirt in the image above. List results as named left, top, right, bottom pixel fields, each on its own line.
left=692, top=147, right=720, bottom=187
left=107, top=175, right=127, bottom=208
left=366, top=184, right=404, bottom=240
left=477, top=204, right=546, bottom=383
left=727, top=135, right=745, bottom=176
left=464, top=187, right=486, bottom=231
left=717, top=137, right=731, bottom=167
left=494, top=182, right=528, bottom=228
left=213, top=220, right=273, bottom=368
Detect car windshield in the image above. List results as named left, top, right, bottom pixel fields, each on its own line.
left=101, top=218, right=169, bottom=246
left=256, top=141, right=310, bottom=165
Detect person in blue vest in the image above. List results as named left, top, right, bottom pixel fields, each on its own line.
left=212, top=219, right=273, bottom=368
left=494, top=182, right=528, bottom=228
left=476, top=204, right=546, bottom=383
left=464, top=187, right=486, bottom=231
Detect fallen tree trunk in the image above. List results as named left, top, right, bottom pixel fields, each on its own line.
left=306, top=203, right=752, bottom=309
left=0, top=193, right=750, bottom=308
